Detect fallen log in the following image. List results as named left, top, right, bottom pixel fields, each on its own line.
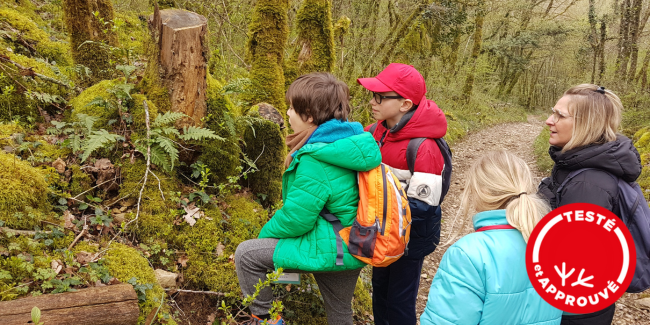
left=0, top=284, right=139, bottom=325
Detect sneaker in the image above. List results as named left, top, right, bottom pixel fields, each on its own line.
left=244, top=314, right=285, bottom=325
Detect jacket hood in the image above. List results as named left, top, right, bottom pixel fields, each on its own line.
left=382, top=98, right=447, bottom=141
left=549, top=134, right=641, bottom=183
left=295, top=119, right=381, bottom=172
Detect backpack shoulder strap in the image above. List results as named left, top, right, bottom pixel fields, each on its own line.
left=320, top=208, right=344, bottom=266
left=369, top=123, right=378, bottom=135
left=555, top=168, right=602, bottom=206
left=406, top=137, right=453, bottom=203
left=406, top=138, right=426, bottom=174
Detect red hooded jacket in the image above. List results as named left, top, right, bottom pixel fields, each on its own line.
left=365, top=98, right=447, bottom=207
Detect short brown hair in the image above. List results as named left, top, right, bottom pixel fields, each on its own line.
left=285, top=72, right=351, bottom=125
left=562, top=84, right=622, bottom=152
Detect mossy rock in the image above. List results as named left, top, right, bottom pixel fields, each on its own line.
left=104, top=243, right=177, bottom=325
left=68, top=79, right=121, bottom=127
left=68, top=79, right=157, bottom=131
left=240, top=106, right=286, bottom=206
left=0, top=152, right=53, bottom=229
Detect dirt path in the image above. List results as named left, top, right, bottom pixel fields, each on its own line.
left=414, top=116, right=650, bottom=324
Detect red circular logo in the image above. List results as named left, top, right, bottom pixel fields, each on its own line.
left=526, top=203, right=636, bottom=314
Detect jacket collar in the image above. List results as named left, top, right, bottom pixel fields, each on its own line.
left=472, top=210, right=508, bottom=231
left=381, top=105, right=418, bottom=133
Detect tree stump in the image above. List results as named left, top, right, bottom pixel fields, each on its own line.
left=0, top=284, right=139, bottom=325
left=149, top=7, right=208, bottom=127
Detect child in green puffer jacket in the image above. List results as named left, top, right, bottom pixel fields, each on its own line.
left=235, top=72, right=382, bottom=325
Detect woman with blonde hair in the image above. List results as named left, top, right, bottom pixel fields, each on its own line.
left=538, top=84, right=642, bottom=325
left=421, top=151, right=562, bottom=325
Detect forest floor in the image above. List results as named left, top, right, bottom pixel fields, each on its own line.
left=414, top=115, right=650, bottom=325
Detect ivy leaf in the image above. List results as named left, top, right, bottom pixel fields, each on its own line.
left=79, top=203, right=88, bottom=210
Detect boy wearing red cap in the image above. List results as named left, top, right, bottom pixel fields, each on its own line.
left=358, top=63, right=449, bottom=325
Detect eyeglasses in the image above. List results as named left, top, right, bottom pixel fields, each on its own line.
left=372, top=92, right=403, bottom=104
left=550, top=107, right=574, bottom=123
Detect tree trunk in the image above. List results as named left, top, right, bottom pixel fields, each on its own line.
left=0, top=284, right=138, bottom=325
left=285, top=0, right=335, bottom=86
left=246, top=0, right=289, bottom=114
left=149, top=7, right=209, bottom=127
left=462, top=5, right=484, bottom=101
left=616, top=0, right=632, bottom=77
left=588, top=0, right=598, bottom=84
left=626, top=0, right=643, bottom=81
left=637, top=49, right=650, bottom=88
left=598, top=19, right=607, bottom=84
left=63, top=0, right=118, bottom=85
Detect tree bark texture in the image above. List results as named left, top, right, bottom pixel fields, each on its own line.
left=149, top=7, right=209, bottom=127
left=0, top=284, right=139, bottom=325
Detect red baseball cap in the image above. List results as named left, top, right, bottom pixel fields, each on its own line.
left=357, top=63, right=427, bottom=105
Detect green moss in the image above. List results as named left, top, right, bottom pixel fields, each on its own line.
left=69, top=164, right=92, bottom=196
left=246, top=0, right=289, bottom=114
left=0, top=122, right=23, bottom=147
left=0, top=8, right=71, bottom=65
left=178, top=195, right=266, bottom=294
left=68, top=79, right=121, bottom=128
left=241, top=106, right=286, bottom=206
left=105, top=243, right=176, bottom=325
left=352, top=274, right=373, bottom=322
left=634, top=128, right=650, bottom=200
left=138, top=39, right=172, bottom=113
left=200, top=74, right=241, bottom=185
left=533, top=127, right=554, bottom=176
left=0, top=152, right=53, bottom=229
left=130, top=94, right=159, bottom=131
left=63, top=0, right=118, bottom=84
left=285, top=0, right=335, bottom=87
left=118, top=159, right=179, bottom=238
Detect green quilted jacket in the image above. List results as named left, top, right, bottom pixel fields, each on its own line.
left=258, top=119, right=382, bottom=272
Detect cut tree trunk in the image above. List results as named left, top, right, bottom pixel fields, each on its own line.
left=149, top=7, right=208, bottom=127
left=0, top=284, right=139, bottom=325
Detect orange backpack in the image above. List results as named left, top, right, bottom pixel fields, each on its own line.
left=321, top=164, right=412, bottom=267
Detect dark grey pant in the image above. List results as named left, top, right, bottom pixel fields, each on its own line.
left=235, top=238, right=361, bottom=325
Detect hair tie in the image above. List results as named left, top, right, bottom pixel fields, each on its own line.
left=596, top=86, right=606, bottom=94
left=514, top=192, right=527, bottom=198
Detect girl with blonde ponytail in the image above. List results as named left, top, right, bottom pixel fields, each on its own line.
left=421, top=151, right=562, bottom=325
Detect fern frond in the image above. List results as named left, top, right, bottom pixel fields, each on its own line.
left=179, top=126, right=223, bottom=141
left=149, top=145, right=171, bottom=172
left=161, top=127, right=181, bottom=137
left=75, top=114, right=98, bottom=135
left=80, top=129, right=124, bottom=162
left=152, top=112, right=187, bottom=127
left=155, top=137, right=178, bottom=170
